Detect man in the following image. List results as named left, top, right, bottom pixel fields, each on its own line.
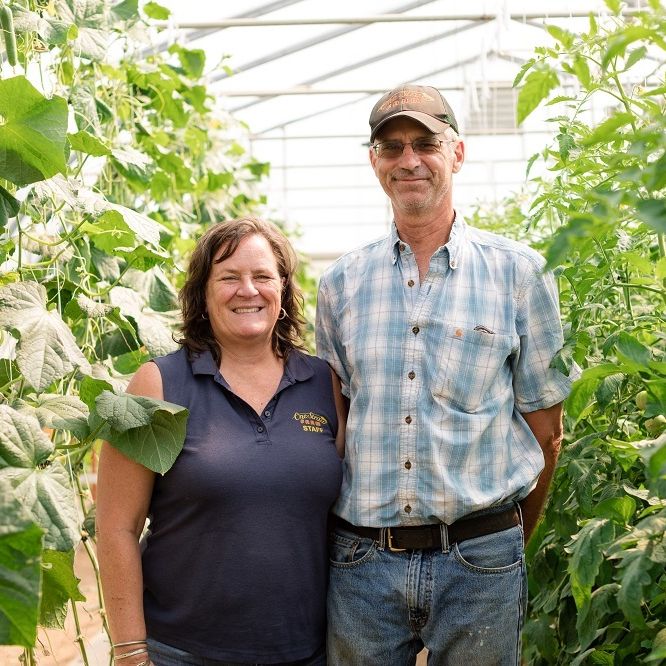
left=315, top=84, right=577, bottom=665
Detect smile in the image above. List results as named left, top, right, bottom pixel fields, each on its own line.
left=233, top=307, right=262, bottom=313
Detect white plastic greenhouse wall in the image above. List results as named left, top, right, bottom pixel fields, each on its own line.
left=154, top=0, right=645, bottom=271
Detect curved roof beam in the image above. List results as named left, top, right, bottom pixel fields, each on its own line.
left=251, top=50, right=517, bottom=136
left=207, top=0, right=440, bottom=83
left=229, top=18, right=489, bottom=113
left=139, top=0, right=304, bottom=57
left=161, top=8, right=641, bottom=29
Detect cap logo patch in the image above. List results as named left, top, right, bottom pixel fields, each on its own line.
left=378, top=90, right=435, bottom=112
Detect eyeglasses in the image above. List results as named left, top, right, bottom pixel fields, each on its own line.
left=372, top=136, right=455, bottom=159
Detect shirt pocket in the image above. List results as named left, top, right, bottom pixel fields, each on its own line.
left=432, top=325, right=515, bottom=412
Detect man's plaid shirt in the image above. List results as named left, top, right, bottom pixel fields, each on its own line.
left=316, top=215, right=576, bottom=527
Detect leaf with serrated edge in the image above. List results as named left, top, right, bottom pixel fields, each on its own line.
left=76, top=187, right=163, bottom=247
left=67, top=130, right=111, bottom=156
left=96, top=391, right=187, bottom=474
left=0, top=404, right=53, bottom=468
left=616, top=550, right=652, bottom=628
left=567, top=518, right=615, bottom=610
left=134, top=311, right=179, bottom=357
left=517, top=68, right=560, bottom=125
left=0, top=281, right=91, bottom=392
left=105, top=410, right=187, bottom=475
left=122, top=267, right=178, bottom=312
left=1, top=464, right=80, bottom=551
left=39, top=549, right=85, bottom=629
left=0, top=77, right=68, bottom=187
left=110, top=286, right=179, bottom=356
left=32, top=174, right=81, bottom=210
left=0, top=407, right=79, bottom=550
left=0, top=477, right=42, bottom=647
left=15, top=394, right=90, bottom=441
left=96, top=391, right=155, bottom=430
left=11, top=6, right=74, bottom=45
left=55, top=0, right=111, bottom=61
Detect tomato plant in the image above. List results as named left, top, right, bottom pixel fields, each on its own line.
left=471, top=2, right=666, bottom=662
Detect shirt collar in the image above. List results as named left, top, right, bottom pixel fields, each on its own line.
left=190, top=348, right=314, bottom=385
left=390, top=212, right=466, bottom=270
left=191, top=349, right=219, bottom=375
left=444, top=213, right=466, bottom=270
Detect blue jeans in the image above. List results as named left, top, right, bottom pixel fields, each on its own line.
left=326, top=513, right=527, bottom=665
left=147, top=638, right=326, bottom=666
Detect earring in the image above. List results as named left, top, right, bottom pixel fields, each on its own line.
left=201, top=313, right=208, bottom=320
left=278, top=308, right=287, bottom=320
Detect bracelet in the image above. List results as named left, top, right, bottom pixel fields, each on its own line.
left=113, top=640, right=148, bottom=649
left=135, top=660, right=151, bottom=666
left=114, top=648, right=149, bottom=661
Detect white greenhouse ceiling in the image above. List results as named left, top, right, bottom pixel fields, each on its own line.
left=155, top=0, right=644, bottom=267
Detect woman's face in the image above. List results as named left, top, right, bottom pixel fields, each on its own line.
left=205, top=234, right=283, bottom=349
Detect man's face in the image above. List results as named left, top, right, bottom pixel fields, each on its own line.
left=369, top=117, right=464, bottom=216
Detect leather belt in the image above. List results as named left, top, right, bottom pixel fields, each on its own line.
left=333, top=506, right=520, bottom=552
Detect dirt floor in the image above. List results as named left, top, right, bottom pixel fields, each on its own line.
left=0, top=545, right=427, bottom=665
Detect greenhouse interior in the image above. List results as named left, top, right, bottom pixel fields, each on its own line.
left=0, top=0, right=664, bottom=664
left=145, top=0, right=651, bottom=267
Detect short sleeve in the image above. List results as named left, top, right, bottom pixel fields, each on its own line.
left=512, top=266, right=577, bottom=412
left=315, top=273, right=351, bottom=398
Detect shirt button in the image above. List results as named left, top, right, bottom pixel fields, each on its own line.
left=450, top=259, right=457, bottom=269
left=404, top=505, right=412, bottom=514
left=408, top=371, right=415, bottom=380
left=407, top=279, right=414, bottom=287
left=412, top=326, right=420, bottom=335
left=404, top=460, right=412, bottom=470
left=257, top=426, right=265, bottom=433
left=399, top=243, right=406, bottom=252
left=264, top=410, right=271, bottom=417
left=405, top=415, right=412, bottom=424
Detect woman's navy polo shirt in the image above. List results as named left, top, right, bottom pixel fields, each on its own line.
left=143, top=347, right=342, bottom=662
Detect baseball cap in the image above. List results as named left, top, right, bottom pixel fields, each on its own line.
left=369, top=84, right=459, bottom=142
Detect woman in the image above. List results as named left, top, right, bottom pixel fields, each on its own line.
left=97, top=217, right=345, bottom=666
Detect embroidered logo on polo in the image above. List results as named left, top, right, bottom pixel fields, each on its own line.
left=293, top=411, right=328, bottom=433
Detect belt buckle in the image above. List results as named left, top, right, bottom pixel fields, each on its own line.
left=386, top=528, right=406, bottom=552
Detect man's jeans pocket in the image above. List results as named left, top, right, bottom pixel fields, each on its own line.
left=453, top=524, right=524, bottom=573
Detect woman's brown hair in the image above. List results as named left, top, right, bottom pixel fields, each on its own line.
left=177, top=217, right=306, bottom=363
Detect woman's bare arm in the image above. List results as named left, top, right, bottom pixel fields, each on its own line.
left=96, top=362, right=162, bottom=663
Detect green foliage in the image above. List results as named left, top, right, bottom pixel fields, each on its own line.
left=0, top=0, right=288, bottom=654
left=94, top=391, right=188, bottom=474
left=0, top=77, right=68, bottom=186
left=516, top=66, right=560, bottom=125
left=488, top=4, right=666, bottom=663
left=0, top=281, right=91, bottom=391
left=39, top=549, right=85, bottom=629
left=0, top=406, right=81, bottom=551
left=0, top=479, right=42, bottom=647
